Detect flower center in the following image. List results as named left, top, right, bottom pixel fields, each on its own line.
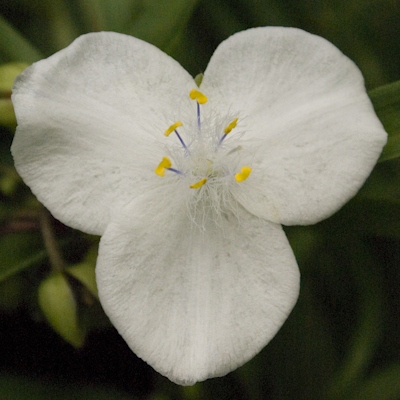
left=155, top=89, right=252, bottom=190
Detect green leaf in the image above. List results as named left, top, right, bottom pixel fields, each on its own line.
left=41, top=0, right=80, bottom=50
left=125, top=0, right=201, bottom=50
left=202, top=0, right=247, bottom=39
left=263, top=273, right=338, bottom=400
left=369, top=80, right=400, bottom=162
left=340, top=199, right=400, bottom=239
left=357, top=158, right=400, bottom=203
left=77, top=0, right=142, bottom=32
left=77, top=0, right=200, bottom=51
left=38, top=272, right=85, bottom=347
left=0, top=15, right=43, bottom=63
left=0, top=232, right=46, bottom=282
left=347, top=364, right=400, bottom=400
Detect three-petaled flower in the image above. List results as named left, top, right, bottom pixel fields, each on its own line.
left=11, top=27, right=387, bottom=385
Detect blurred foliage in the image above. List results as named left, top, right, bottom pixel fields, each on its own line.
left=0, top=0, right=400, bottom=399
left=0, top=374, right=136, bottom=399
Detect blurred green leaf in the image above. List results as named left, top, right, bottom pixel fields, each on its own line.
left=339, top=199, right=400, bottom=240
left=0, top=374, right=135, bottom=400
left=326, top=239, right=384, bottom=400
left=126, top=0, right=201, bottom=50
left=38, top=272, right=85, bottom=347
left=235, top=0, right=293, bottom=27
left=0, top=274, right=26, bottom=310
left=357, top=158, right=400, bottom=203
left=77, top=0, right=200, bottom=52
left=0, top=14, right=43, bottom=63
left=0, top=62, right=29, bottom=128
left=369, top=80, right=400, bottom=162
left=0, top=62, right=29, bottom=89
left=202, top=0, right=246, bottom=39
left=264, top=276, right=338, bottom=400
left=0, top=232, right=46, bottom=282
left=347, top=364, right=400, bottom=400
left=42, top=0, right=80, bottom=50
left=164, top=28, right=209, bottom=76
left=77, top=0, right=141, bottom=32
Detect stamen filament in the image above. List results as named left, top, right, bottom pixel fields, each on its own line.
left=197, top=102, right=200, bottom=128
left=190, top=177, right=207, bottom=189
left=235, top=166, right=252, bottom=182
left=165, top=121, right=188, bottom=151
left=168, top=167, right=183, bottom=175
left=176, top=131, right=188, bottom=151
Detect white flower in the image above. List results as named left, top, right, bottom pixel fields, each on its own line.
left=11, top=27, right=387, bottom=385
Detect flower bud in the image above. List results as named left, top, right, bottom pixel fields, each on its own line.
left=38, top=272, right=85, bottom=347
left=0, top=168, right=19, bottom=196
left=66, top=261, right=98, bottom=300
left=66, top=245, right=98, bottom=299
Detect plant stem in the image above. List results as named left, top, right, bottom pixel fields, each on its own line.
left=40, top=209, right=66, bottom=273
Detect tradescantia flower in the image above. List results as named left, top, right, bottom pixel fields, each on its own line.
left=11, top=27, right=387, bottom=385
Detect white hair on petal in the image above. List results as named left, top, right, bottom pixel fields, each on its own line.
left=147, top=94, right=255, bottom=236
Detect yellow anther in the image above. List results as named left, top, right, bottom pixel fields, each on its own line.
left=224, top=118, right=238, bottom=134
left=235, top=166, right=252, bottom=182
left=189, top=89, right=207, bottom=104
left=190, top=177, right=207, bottom=189
left=155, top=157, right=172, bottom=177
left=164, top=121, right=183, bottom=137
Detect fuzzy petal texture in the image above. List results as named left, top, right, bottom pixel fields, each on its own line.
left=201, top=27, right=387, bottom=225
left=96, top=192, right=300, bottom=385
left=11, top=32, right=195, bottom=235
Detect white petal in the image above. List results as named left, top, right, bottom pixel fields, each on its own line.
left=201, top=27, right=387, bottom=225
left=11, top=32, right=195, bottom=235
left=96, top=192, right=299, bottom=385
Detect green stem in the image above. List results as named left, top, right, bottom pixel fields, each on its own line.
left=40, top=209, right=66, bottom=273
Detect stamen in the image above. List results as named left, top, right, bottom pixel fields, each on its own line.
left=190, top=177, right=207, bottom=189
left=219, top=118, right=238, bottom=145
left=155, top=157, right=172, bottom=177
left=224, top=118, right=238, bottom=134
left=164, top=121, right=183, bottom=136
left=189, top=89, right=207, bottom=104
left=190, top=89, right=207, bottom=128
left=235, top=166, right=252, bottom=182
left=164, top=121, right=188, bottom=151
